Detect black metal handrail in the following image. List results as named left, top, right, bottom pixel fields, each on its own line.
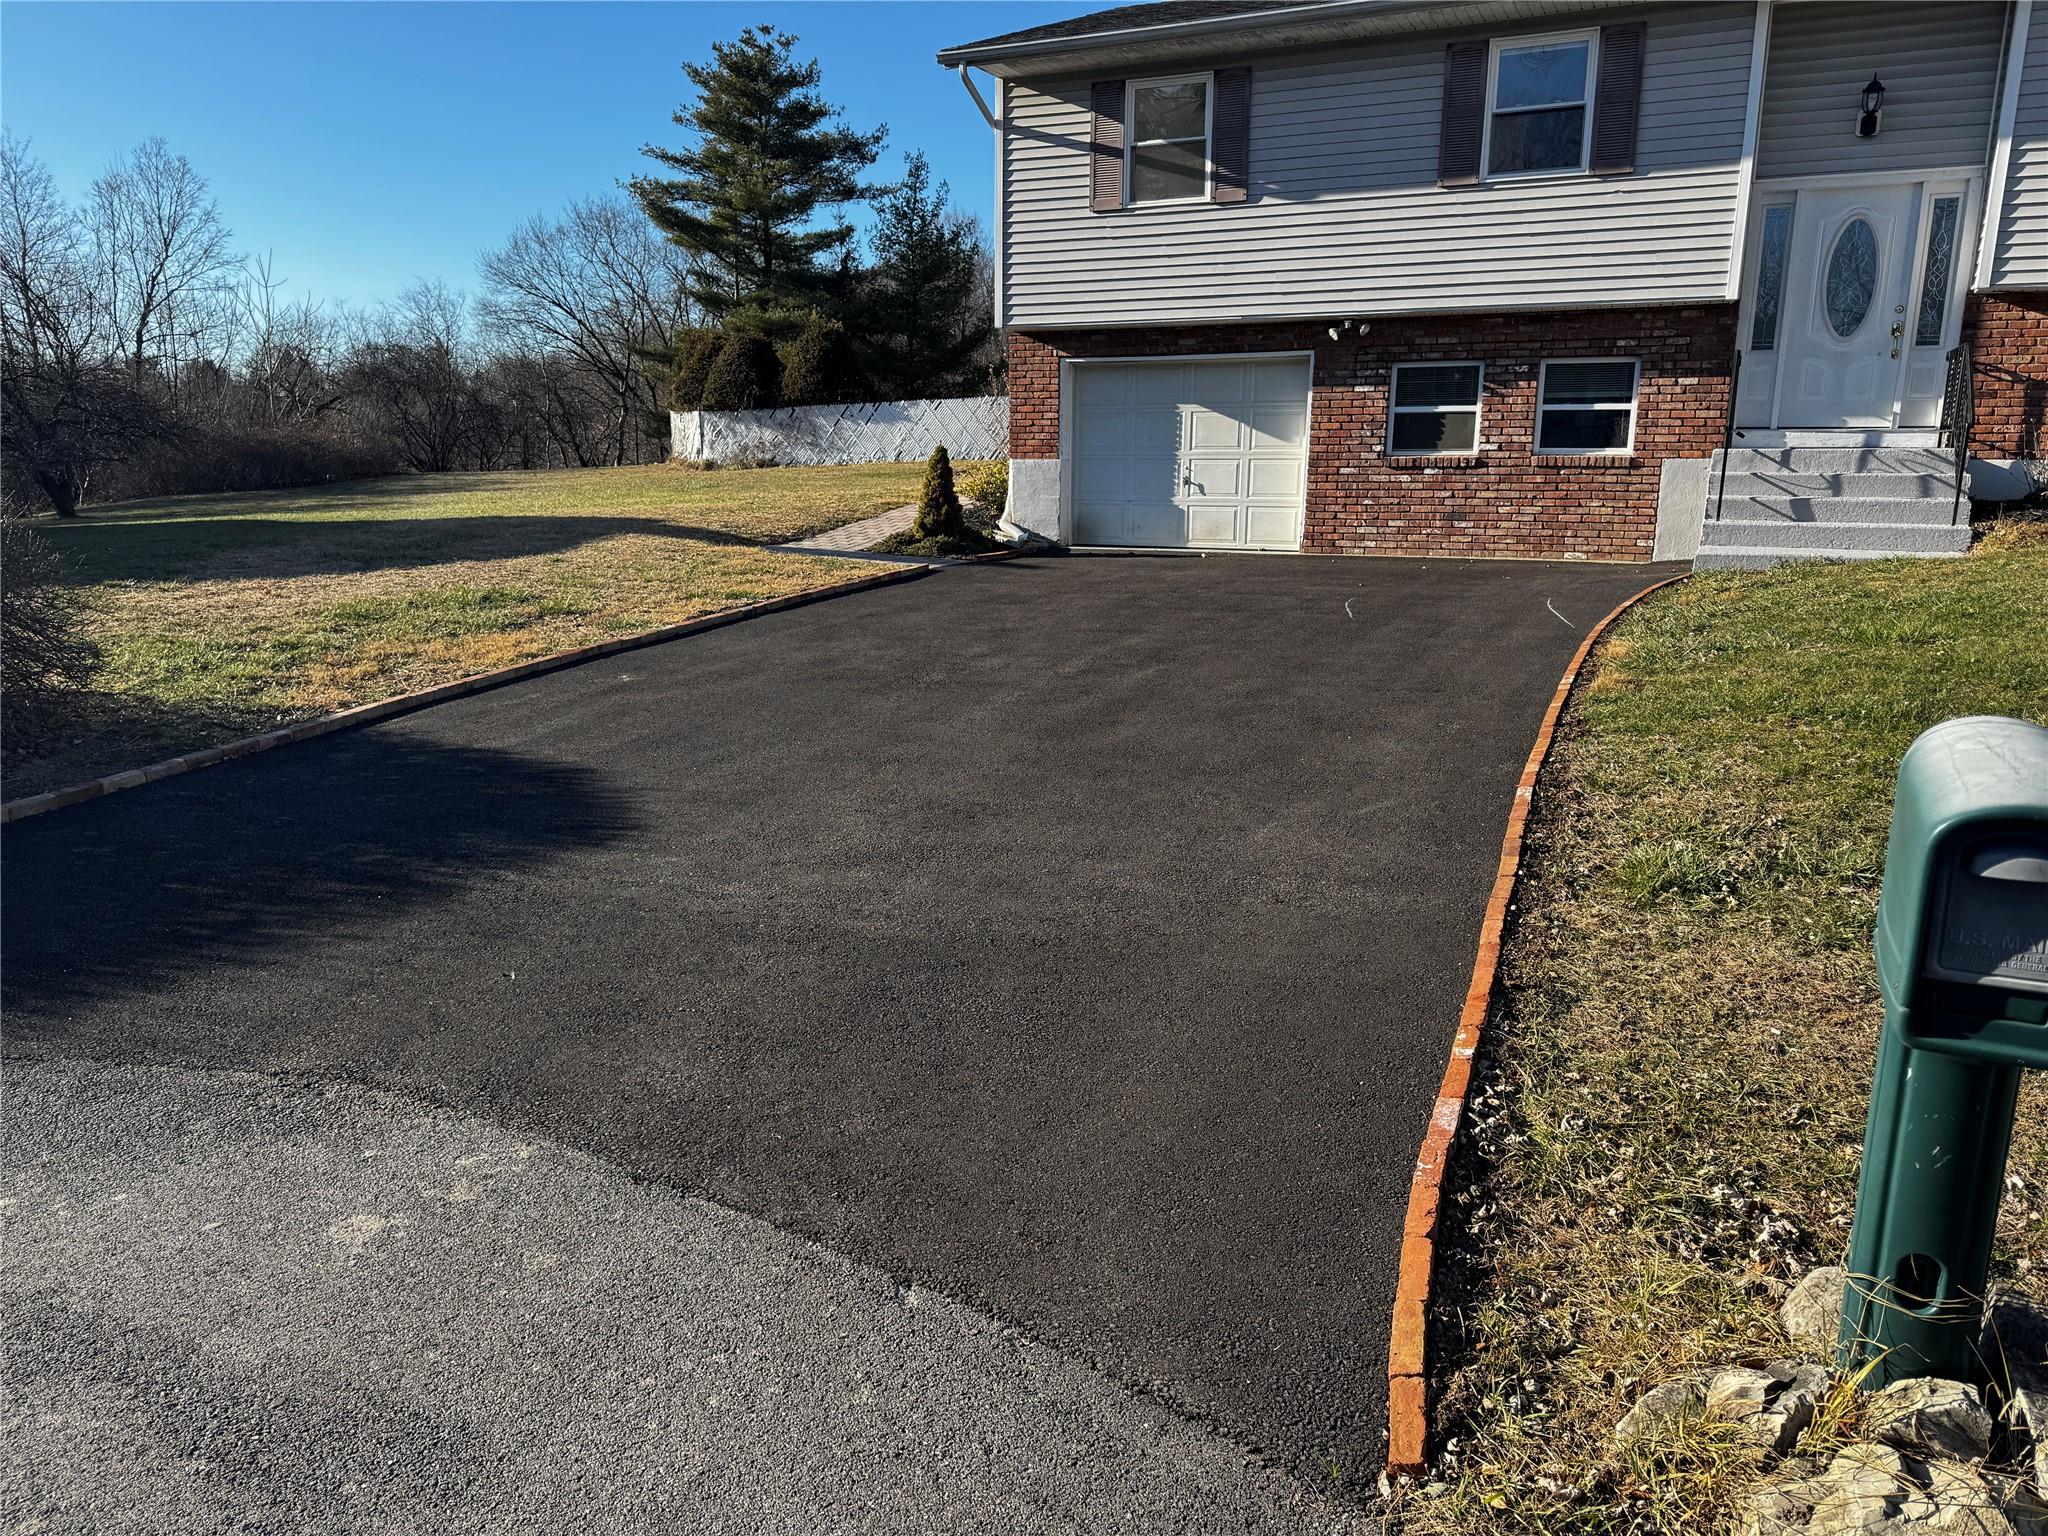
left=1937, top=342, right=1975, bottom=527
left=1712, top=347, right=1744, bottom=522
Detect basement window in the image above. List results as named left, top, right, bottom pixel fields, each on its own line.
left=1536, top=359, right=1639, bottom=453
left=1388, top=363, right=1484, bottom=453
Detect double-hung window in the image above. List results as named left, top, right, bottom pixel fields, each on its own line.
left=1387, top=363, right=1484, bottom=454
left=1536, top=360, right=1639, bottom=453
left=1127, top=75, right=1211, bottom=204
left=1485, top=33, right=1595, bottom=178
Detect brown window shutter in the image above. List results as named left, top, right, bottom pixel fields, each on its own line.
left=1437, top=41, right=1488, bottom=187
left=1591, top=22, right=1646, bottom=176
left=1211, top=68, right=1251, bottom=203
left=1090, top=79, right=1126, bottom=212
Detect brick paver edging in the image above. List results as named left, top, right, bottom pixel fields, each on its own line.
left=1, top=563, right=941, bottom=826
left=1385, top=573, right=1689, bottom=1479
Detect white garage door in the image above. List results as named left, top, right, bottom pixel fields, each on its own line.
left=1070, top=357, right=1310, bottom=551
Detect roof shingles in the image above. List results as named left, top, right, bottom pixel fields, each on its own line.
left=943, top=0, right=1322, bottom=57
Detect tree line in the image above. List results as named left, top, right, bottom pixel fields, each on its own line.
left=0, top=25, right=995, bottom=516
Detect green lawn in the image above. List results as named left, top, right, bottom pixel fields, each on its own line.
left=1413, top=525, right=2048, bottom=1535
left=8, top=463, right=924, bottom=797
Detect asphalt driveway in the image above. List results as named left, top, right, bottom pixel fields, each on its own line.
left=3, top=552, right=1671, bottom=1508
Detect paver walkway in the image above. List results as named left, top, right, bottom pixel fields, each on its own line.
left=776, top=502, right=916, bottom=555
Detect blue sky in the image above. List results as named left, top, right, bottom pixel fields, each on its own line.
left=0, top=1, right=1091, bottom=310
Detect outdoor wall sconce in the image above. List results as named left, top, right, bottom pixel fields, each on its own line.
left=1857, top=76, right=1886, bottom=137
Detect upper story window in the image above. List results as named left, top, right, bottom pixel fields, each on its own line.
left=1484, top=32, right=1595, bottom=179
left=1127, top=75, right=1211, bottom=204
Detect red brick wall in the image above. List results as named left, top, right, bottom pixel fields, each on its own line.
left=1964, top=291, right=2048, bottom=461
left=1008, top=304, right=1738, bottom=561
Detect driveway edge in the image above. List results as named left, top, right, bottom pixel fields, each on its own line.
left=1, top=562, right=937, bottom=826
left=1384, top=573, right=1688, bottom=1478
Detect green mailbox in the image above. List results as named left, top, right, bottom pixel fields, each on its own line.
left=1841, top=715, right=2048, bottom=1387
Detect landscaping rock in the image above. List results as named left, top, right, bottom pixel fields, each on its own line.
left=1867, top=1379, right=1997, bottom=1462
left=1900, top=1459, right=2023, bottom=1534
left=1745, top=1461, right=1838, bottom=1536
left=1786, top=1267, right=1851, bottom=1355
left=1612, top=1377, right=1707, bottom=1449
left=1809, top=1444, right=1919, bottom=1533
left=1749, top=1446, right=2041, bottom=1536
left=2003, top=1389, right=2048, bottom=1495
left=1709, top=1361, right=1832, bottom=1454
left=1983, top=1290, right=2048, bottom=1397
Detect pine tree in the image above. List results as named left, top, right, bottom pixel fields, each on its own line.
left=861, top=152, right=995, bottom=399
left=631, top=28, right=885, bottom=340
left=780, top=312, right=870, bottom=405
left=912, top=444, right=963, bottom=539
left=700, top=333, right=782, bottom=411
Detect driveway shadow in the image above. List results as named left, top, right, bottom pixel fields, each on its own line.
left=2, top=732, right=638, bottom=1041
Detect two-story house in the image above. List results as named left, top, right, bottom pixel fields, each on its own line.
left=937, top=0, right=2046, bottom=566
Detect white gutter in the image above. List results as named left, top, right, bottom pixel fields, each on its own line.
left=1976, top=0, right=2033, bottom=290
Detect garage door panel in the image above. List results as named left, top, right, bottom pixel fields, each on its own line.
left=1072, top=502, right=1123, bottom=544
left=1077, top=410, right=1132, bottom=452
left=1189, top=361, right=1249, bottom=406
left=1253, top=360, right=1305, bottom=401
left=1133, top=367, right=1187, bottom=406
left=1186, top=503, right=1241, bottom=544
left=1245, top=503, right=1299, bottom=545
left=1250, top=405, right=1306, bottom=449
left=1069, top=359, right=1307, bottom=551
left=1073, top=367, right=1132, bottom=407
left=1188, top=410, right=1245, bottom=450
left=1247, top=459, right=1302, bottom=499
left=1074, top=454, right=1130, bottom=498
left=1127, top=501, right=1186, bottom=544
left=1132, top=410, right=1179, bottom=451
left=1183, top=456, right=1244, bottom=499
left=1132, top=457, right=1181, bottom=498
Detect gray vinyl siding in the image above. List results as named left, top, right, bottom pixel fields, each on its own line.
left=999, top=3, right=1755, bottom=327
left=1755, top=3, right=2007, bottom=180
left=1992, top=9, right=2048, bottom=288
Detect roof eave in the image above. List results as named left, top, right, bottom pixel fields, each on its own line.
left=933, top=0, right=1426, bottom=69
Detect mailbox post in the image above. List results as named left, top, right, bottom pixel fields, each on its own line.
left=1840, top=716, right=2048, bottom=1388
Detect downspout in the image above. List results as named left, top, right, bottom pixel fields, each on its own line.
left=955, top=62, right=1029, bottom=539
left=955, top=64, right=1006, bottom=332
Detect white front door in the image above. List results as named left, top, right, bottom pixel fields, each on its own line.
left=1070, top=358, right=1310, bottom=550
left=1773, top=185, right=1917, bottom=430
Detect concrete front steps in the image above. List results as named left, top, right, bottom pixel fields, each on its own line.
left=1694, top=446, right=1971, bottom=570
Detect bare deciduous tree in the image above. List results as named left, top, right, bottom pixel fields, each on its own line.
left=86, top=137, right=238, bottom=391
left=345, top=280, right=484, bottom=473
left=0, top=135, right=161, bottom=515
left=479, top=196, right=693, bottom=466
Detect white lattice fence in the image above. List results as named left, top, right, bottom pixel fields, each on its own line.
left=671, top=397, right=1008, bottom=466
